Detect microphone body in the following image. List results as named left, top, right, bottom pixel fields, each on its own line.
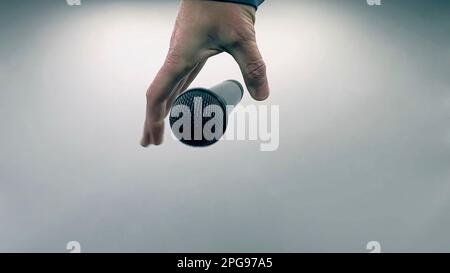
left=169, top=80, right=244, bottom=147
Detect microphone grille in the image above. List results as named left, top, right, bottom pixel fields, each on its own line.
left=169, top=89, right=227, bottom=147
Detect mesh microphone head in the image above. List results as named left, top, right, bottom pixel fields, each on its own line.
left=169, top=88, right=227, bottom=147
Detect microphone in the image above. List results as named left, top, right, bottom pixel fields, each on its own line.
left=169, top=80, right=244, bottom=147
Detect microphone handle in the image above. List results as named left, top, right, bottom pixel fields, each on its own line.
left=209, top=80, right=244, bottom=108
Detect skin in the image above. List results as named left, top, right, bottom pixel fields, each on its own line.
left=141, top=0, right=269, bottom=147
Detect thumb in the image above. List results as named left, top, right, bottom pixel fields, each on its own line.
left=230, top=40, right=269, bottom=101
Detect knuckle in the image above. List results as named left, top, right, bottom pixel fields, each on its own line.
left=146, top=84, right=167, bottom=105
left=146, top=90, right=166, bottom=105
left=226, top=27, right=255, bottom=47
left=165, top=48, right=194, bottom=76
left=166, top=47, right=183, bottom=65
left=246, top=59, right=267, bottom=81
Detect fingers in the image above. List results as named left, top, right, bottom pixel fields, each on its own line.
left=141, top=97, right=166, bottom=147
left=165, top=59, right=208, bottom=116
left=179, top=59, right=208, bottom=94
left=229, top=40, right=269, bottom=101
left=141, top=52, right=194, bottom=147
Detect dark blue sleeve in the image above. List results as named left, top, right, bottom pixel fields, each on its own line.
left=209, top=0, right=264, bottom=9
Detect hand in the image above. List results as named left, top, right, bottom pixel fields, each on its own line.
left=141, top=0, right=269, bottom=147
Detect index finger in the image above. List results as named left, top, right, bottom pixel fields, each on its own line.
left=141, top=51, right=194, bottom=146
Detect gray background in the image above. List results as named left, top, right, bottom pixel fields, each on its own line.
left=0, top=0, right=449, bottom=252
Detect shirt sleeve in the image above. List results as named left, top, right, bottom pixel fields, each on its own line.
left=208, top=0, right=265, bottom=9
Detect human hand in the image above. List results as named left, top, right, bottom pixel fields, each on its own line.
left=141, top=0, right=269, bottom=146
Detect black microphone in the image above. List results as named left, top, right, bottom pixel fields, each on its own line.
left=169, top=80, right=244, bottom=147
